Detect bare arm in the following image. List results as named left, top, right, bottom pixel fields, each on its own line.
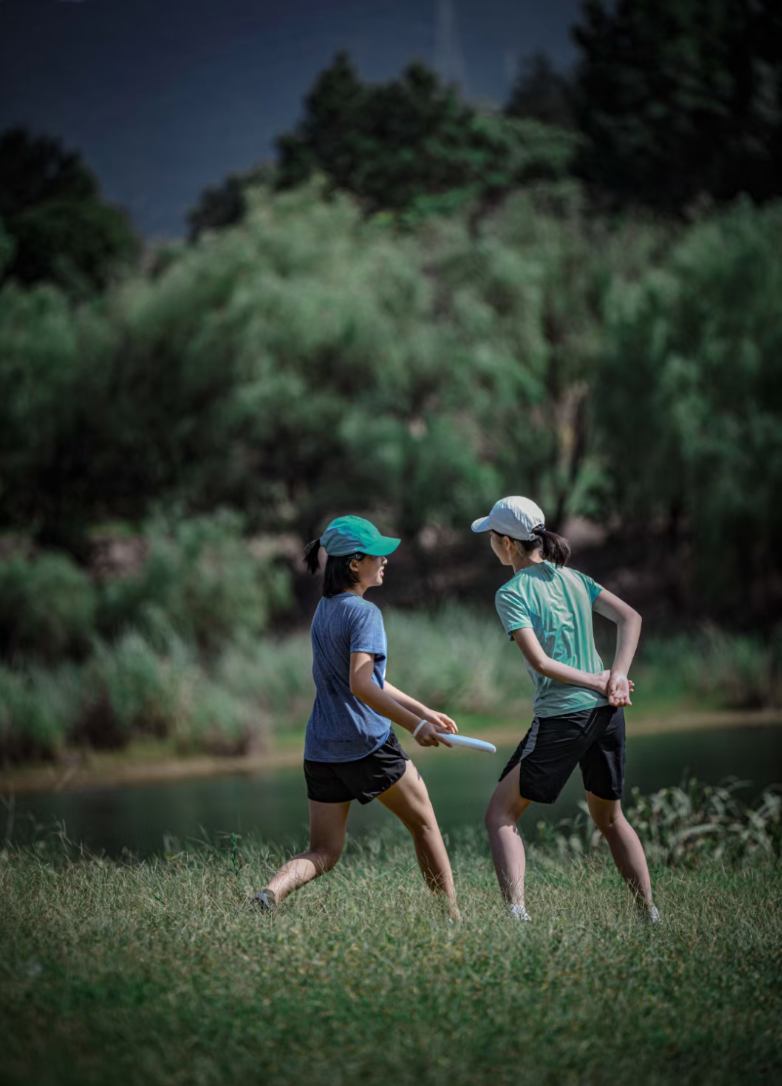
left=512, top=628, right=607, bottom=693
left=349, top=654, right=456, bottom=747
left=592, top=589, right=642, bottom=705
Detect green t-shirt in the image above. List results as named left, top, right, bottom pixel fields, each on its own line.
left=494, top=562, right=608, bottom=718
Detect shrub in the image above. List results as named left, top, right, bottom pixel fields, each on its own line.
left=0, top=664, right=80, bottom=762
left=175, top=680, right=256, bottom=757
left=99, top=512, right=291, bottom=655
left=0, top=553, right=97, bottom=663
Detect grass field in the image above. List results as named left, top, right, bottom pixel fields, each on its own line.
left=1, top=803, right=781, bottom=1086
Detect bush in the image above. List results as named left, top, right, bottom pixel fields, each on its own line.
left=0, top=664, right=80, bottom=762
left=77, top=633, right=190, bottom=748
left=99, top=512, right=291, bottom=655
left=637, top=628, right=782, bottom=710
left=175, top=680, right=256, bottom=757
left=0, top=553, right=97, bottom=663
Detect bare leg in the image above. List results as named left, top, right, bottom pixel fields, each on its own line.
left=586, top=792, right=653, bottom=906
left=262, top=800, right=351, bottom=905
left=377, top=761, right=459, bottom=918
left=484, top=763, right=532, bottom=906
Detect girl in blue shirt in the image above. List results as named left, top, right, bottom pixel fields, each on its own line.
left=255, top=516, right=460, bottom=917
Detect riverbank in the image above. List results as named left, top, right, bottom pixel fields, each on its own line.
left=3, top=707, right=781, bottom=797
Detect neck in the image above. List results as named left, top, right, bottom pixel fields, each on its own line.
left=510, top=551, right=545, bottom=573
left=344, top=584, right=367, bottom=597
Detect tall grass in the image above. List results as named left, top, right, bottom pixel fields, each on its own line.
left=0, top=607, right=779, bottom=763
left=1, top=786, right=780, bottom=1086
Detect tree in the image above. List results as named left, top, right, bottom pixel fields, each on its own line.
left=0, top=127, right=139, bottom=293
left=572, top=0, right=782, bottom=210
left=594, top=201, right=782, bottom=614
left=276, top=53, right=579, bottom=217
left=505, top=52, right=574, bottom=129
left=187, top=163, right=275, bottom=240
left=0, top=127, right=99, bottom=219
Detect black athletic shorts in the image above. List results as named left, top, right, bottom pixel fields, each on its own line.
left=304, top=729, right=410, bottom=805
left=499, top=704, right=626, bottom=804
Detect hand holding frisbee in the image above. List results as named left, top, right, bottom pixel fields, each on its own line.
left=438, top=732, right=496, bottom=754
left=413, top=719, right=496, bottom=753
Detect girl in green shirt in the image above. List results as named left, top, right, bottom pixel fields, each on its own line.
left=472, top=495, right=658, bottom=924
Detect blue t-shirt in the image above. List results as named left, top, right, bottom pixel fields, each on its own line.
left=494, top=562, right=608, bottom=718
left=304, top=593, right=391, bottom=763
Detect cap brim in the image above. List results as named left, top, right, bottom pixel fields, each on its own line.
left=471, top=516, right=492, bottom=533
left=363, top=536, right=401, bottom=556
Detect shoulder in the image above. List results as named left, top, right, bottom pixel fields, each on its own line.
left=561, top=565, right=593, bottom=588
left=495, top=573, right=527, bottom=609
left=342, top=595, right=384, bottom=625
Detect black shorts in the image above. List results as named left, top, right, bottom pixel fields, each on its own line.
left=304, top=729, right=410, bottom=805
left=499, top=704, right=625, bottom=805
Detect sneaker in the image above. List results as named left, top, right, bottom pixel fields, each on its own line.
left=253, top=889, right=277, bottom=912
left=507, top=902, right=531, bottom=921
left=638, top=903, right=660, bottom=926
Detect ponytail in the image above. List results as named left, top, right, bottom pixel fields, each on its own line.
left=304, top=538, right=366, bottom=596
left=531, top=525, right=571, bottom=567
left=304, top=538, right=322, bottom=575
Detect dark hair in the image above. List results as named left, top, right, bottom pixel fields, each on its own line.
left=304, top=539, right=366, bottom=597
left=493, top=526, right=571, bottom=567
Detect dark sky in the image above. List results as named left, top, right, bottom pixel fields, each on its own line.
left=0, top=0, right=581, bottom=238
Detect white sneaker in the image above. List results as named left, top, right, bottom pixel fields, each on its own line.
left=508, top=903, right=531, bottom=921
left=638, top=903, right=660, bottom=926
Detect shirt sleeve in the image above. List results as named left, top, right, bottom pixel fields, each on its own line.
left=495, top=585, right=532, bottom=638
left=572, top=569, right=604, bottom=604
left=349, top=603, right=387, bottom=657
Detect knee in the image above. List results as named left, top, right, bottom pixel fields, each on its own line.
left=484, top=800, right=509, bottom=835
left=312, top=846, right=342, bottom=874
left=407, top=812, right=439, bottom=842
left=590, top=808, right=622, bottom=836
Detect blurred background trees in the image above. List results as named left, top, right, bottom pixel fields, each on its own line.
left=572, top=0, right=782, bottom=209
left=0, top=128, right=139, bottom=295
left=1, top=0, right=781, bottom=684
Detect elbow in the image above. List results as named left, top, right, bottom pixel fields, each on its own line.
left=529, top=656, right=551, bottom=677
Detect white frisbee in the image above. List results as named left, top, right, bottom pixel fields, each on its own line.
left=437, top=733, right=496, bottom=754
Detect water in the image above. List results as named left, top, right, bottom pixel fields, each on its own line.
left=5, top=724, right=781, bottom=857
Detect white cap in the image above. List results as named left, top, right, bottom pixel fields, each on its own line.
left=471, top=496, right=545, bottom=541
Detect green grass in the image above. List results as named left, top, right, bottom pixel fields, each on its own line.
left=1, top=806, right=780, bottom=1086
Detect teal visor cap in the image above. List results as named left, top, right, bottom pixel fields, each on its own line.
left=321, top=516, right=401, bottom=557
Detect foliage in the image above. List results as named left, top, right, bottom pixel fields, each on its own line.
left=505, top=51, right=575, bottom=129
left=0, top=282, right=119, bottom=544
left=187, top=163, right=275, bottom=240
left=538, top=778, right=782, bottom=866
left=0, top=127, right=99, bottom=218
left=276, top=53, right=579, bottom=217
left=0, top=127, right=140, bottom=293
left=0, top=663, right=81, bottom=762
left=1, top=827, right=780, bottom=1086
left=99, top=512, right=291, bottom=654
left=0, top=218, right=15, bottom=276
left=572, top=0, right=782, bottom=209
left=8, top=197, right=139, bottom=295
left=0, top=553, right=96, bottom=663
left=636, top=627, right=782, bottom=710
left=594, top=201, right=782, bottom=610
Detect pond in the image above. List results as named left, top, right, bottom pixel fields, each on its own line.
left=5, top=724, right=782, bottom=857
